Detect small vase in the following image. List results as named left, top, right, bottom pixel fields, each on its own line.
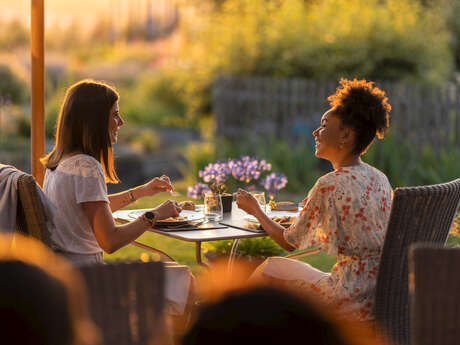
left=221, top=193, right=233, bottom=213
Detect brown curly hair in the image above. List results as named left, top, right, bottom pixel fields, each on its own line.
left=328, top=78, right=391, bottom=155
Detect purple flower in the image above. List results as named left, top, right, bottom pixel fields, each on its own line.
left=199, top=161, right=231, bottom=185
left=260, top=172, right=288, bottom=199
left=187, top=183, right=211, bottom=199
left=228, top=156, right=272, bottom=183
left=189, top=156, right=279, bottom=197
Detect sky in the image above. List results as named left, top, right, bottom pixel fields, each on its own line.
left=0, top=0, right=166, bottom=29
left=0, top=0, right=112, bottom=26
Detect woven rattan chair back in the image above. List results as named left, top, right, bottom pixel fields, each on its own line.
left=374, top=178, right=460, bottom=345
left=79, top=261, right=166, bottom=345
left=16, top=174, right=54, bottom=247
left=409, top=245, right=460, bottom=345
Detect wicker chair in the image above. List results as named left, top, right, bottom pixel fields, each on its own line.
left=16, top=173, right=55, bottom=248
left=80, top=261, right=167, bottom=345
left=374, top=179, right=460, bottom=345
left=409, top=244, right=460, bottom=345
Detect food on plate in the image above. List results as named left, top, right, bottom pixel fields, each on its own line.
left=272, top=215, right=294, bottom=226
left=246, top=222, right=262, bottom=230
left=162, top=215, right=188, bottom=222
left=179, top=200, right=195, bottom=211
left=269, top=201, right=298, bottom=212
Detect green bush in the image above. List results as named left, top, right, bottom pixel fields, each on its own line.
left=0, top=19, right=29, bottom=50
left=204, top=237, right=285, bottom=259
left=181, top=141, right=216, bottom=183
left=177, top=0, right=452, bottom=119
left=363, top=132, right=460, bottom=187
left=448, top=0, right=460, bottom=69
left=15, top=115, right=31, bottom=139
left=45, top=90, right=64, bottom=138
left=130, top=128, right=161, bottom=153
left=0, top=64, right=28, bottom=104
left=425, top=0, right=460, bottom=70
left=119, top=72, right=189, bottom=127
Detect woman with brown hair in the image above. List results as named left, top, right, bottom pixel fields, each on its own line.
left=236, top=78, right=393, bottom=321
left=41, top=79, right=181, bottom=266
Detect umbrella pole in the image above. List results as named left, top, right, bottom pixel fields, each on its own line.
left=31, top=0, right=45, bottom=186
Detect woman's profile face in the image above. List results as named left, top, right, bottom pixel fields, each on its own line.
left=108, top=101, right=123, bottom=144
left=312, top=110, right=346, bottom=162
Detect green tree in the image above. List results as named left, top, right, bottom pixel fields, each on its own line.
left=175, top=0, right=453, bottom=120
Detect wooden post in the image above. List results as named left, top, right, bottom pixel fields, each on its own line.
left=31, top=0, right=45, bottom=186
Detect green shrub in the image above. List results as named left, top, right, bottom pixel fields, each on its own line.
left=0, top=19, right=29, bottom=50
left=448, top=0, right=460, bottom=69
left=425, top=0, right=460, bottom=70
left=130, top=128, right=161, bottom=153
left=119, top=72, right=189, bottom=127
left=45, top=91, right=65, bottom=138
left=363, top=132, right=460, bottom=187
left=177, top=0, right=452, bottom=120
left=181, top=141, right=216, bottom=183
left=204, top=237, right=285, bottom=259
left=15, top=115, right=31, bottom=138
left=0, top=64, right=28, bottom=104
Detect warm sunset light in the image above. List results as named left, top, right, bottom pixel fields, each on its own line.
left=0, top=1, right=459, bottom=344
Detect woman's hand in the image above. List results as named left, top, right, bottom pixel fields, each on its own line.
left=153, top=200, right=182, bottom=220
left=236, top=188, right=262, bottom=216
left=143, top=175, right=174, bottom=196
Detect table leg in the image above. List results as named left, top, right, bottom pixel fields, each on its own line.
left=228, top=239, right=241, bottom=274
left=195, top=241, right=209, bottom=268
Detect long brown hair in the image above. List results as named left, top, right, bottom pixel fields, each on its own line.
left=41, top=79, right=120, bottom=183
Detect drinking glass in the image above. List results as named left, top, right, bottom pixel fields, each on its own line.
left=204, top=193, right=223, bottom=221
left=251, top=191, right=266, bottom=213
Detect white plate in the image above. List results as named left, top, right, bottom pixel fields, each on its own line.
left=243, top=210, right=300, bottom=223
left=128, top=209, right=205, bottom=225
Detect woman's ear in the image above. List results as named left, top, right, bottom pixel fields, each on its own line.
left=340, top=127, right=356, bottom=147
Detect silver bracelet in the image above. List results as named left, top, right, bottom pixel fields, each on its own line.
left=128, top=190, right=136, bottom=202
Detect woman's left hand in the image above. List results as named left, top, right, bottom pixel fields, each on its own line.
left=143, top=175, right=174, bottom=196
left=236, top=188, right=262, bottom=216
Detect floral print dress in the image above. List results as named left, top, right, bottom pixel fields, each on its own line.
left=283, top=162, right=393, bottom=320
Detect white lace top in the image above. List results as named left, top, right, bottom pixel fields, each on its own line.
left=284, top=163, right=393, bottom=320
left=44, top=154, right=109, bottom=254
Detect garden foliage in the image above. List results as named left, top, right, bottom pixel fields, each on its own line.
left=0, top=64, right=28, bottom=104
left=176, top=0, right=453, bottom=119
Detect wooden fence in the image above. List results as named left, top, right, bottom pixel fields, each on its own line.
left=212, top=76, right=460, bottom=150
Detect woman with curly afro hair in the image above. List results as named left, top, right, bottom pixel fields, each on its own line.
left=236, top=78, right=393, bottom=321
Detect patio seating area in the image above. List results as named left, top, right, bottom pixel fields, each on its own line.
left=1, top=164, right=459, bottom=344
left=1, top=1, right=460, bottom=344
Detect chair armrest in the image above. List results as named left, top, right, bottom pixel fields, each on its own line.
left=284, top=248, right=321, bottom=259
left=131, top=240, right=177, bottom=262
left=115, top=217, right=178, bottom=262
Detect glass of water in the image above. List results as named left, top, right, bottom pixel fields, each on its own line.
left=251, top=191, right=266, bottom=213
left=204, top=192, right=223, bottom=221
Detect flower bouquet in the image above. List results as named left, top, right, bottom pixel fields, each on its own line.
left=188, top=155, right=288, bottom=212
